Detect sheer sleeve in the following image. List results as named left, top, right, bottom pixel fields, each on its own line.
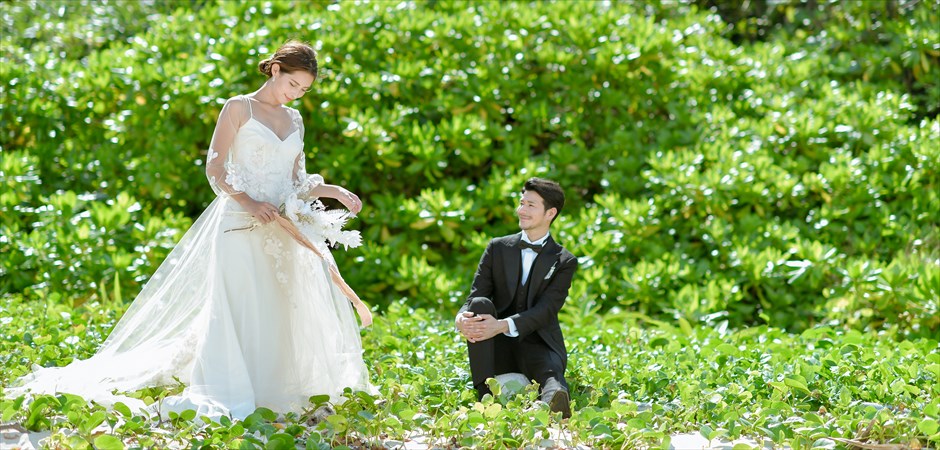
left=206, top=97, right=250, bottom=197
left=289, top=107, right=324, bottom=198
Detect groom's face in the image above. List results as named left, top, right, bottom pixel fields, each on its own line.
left=517, top=190, right=553, bottom=232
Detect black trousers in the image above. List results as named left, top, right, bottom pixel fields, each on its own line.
left=465, top=297, right=567, bottom=400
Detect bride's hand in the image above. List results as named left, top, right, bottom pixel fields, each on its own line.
left=246, top=199, right=280, bottom=224
left=334, top=187, right=363, bottom=215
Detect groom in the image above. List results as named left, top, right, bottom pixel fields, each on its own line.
left=456, top=177, right=579, bottom=418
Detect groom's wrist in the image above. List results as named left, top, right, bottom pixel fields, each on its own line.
left=501, top=318, right=519, bottom=337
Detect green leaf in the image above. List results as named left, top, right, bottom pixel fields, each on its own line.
left=112, top=402, right=132, bottom=418
left=917, top=419, right=939, bottom=436
left=80, top=410, right=107, bottom=434
left=112, top=271, right=122, bottom=303
left=325, top=414, right=347, bottom=433
left=924, top=399, right=940, bottom=416
left=678, top=317, right=693, bottom=336
left=700, top=424, right=714, bottom=440
left=649, top=337, right=669, bottom=347
left=180, top=409, right=197, bottom=421
left=784, top=377, right=811, bottom=395
left=591, top=423, right=613, bottom=437
left=397, top=408, right=415, bottom=421
left=308, top=394, right=331, bottom=406
left=256, top=407, right=277, bottom=421
left=716, top=343, right=738, bottom=355
left=265, top=433, right=296, bottom=450
left=93, top=435, right=125, bottom=450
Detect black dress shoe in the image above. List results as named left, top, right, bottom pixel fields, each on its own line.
left=548, top=389, right=571, bottom=419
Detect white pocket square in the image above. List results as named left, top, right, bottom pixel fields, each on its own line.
left=544, top=261, right=558, bottom=280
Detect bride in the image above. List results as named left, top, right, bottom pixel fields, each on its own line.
left=7, top=41, right=373, bottom=420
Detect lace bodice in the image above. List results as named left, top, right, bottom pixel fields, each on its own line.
left=205, top=96, right=322, bottom=206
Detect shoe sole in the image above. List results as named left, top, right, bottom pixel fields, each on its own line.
left=549, top=390, right=571, bottom=419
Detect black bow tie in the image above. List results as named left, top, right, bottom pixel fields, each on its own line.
left=518, top=241, right=543, bottom=253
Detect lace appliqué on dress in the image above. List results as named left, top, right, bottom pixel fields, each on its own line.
left=224, top=161, right=251, bottom=195
left=262, top=231, right=288, bottom=285
left=207, top=148, right=235, bottom=196
left=294, top=173, right=324, bottom=199
left=260, top=228, right=298, bottom=308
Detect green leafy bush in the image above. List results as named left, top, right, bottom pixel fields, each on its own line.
left=1, top=1, right=937, bottom=336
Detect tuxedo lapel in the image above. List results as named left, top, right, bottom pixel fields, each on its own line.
left=503, top=233, right=522, bottom=297
left=525, top=237, right=560, bottom=307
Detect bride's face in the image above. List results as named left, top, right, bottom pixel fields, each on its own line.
left=270, top=64, right=315, bottom=104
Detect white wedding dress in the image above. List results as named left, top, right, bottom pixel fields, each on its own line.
left=8, top=96, right=372, bottom=420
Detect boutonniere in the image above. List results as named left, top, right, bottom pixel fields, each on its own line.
left=544, top=261, right=558, bottom=280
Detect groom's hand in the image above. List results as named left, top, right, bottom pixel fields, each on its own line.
left=456, top=312, right=484, bottom=342
left=460, top=314, right=508, bottom=342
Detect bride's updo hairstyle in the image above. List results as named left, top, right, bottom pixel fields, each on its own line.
left=258, top=41, right=318, bottom=80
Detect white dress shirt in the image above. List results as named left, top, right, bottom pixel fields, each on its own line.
left=503, top=232, right=550, bottom=337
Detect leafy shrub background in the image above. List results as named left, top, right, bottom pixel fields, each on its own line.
left=2, top=1, right=938, bottom=336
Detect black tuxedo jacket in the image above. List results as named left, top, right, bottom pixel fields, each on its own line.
left=459, top=232, right=579, bottom=369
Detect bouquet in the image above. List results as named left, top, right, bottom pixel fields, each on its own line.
left=280, top=193, right=362, bottom=250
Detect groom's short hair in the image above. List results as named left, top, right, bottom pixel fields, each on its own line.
left=523, top=177, right=565, bottom=222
